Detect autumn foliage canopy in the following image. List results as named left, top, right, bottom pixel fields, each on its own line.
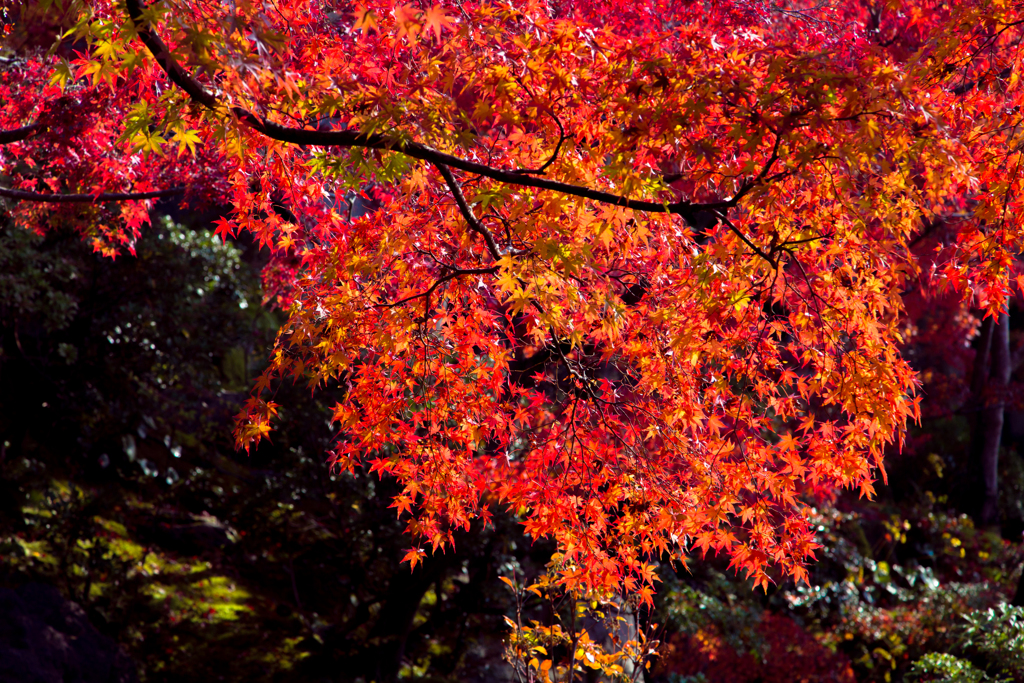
left=2, top=0, right=1024, bottom=598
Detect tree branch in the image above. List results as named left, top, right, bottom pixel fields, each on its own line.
left=124, top=0, right=754, bottom=222
left=0, top=124, right=45, bottom=144
left=249, top=113, right=735, bottom=217
left=125, top=0, right=219, bottom=109
left=375, top=265, right=500, bottom=321
left=0, top=186, right=185, bottom=203
left=716, top=212, right=777, bottom=268
left=511, top=109, right=567, bottom=176
left=432, top=162, right=503, bottom=260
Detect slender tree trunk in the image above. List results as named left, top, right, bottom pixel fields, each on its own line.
left=1013, top=568, right=1024, bottom=607
left=968, top=311, right=1010, bottom=528
left=967, top=316, right=994, bottom=517
left=366, top=553, right=448, bottom=682
left=969, top=316, right=995, bottom=413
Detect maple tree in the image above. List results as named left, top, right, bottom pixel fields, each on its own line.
left=3, top=0, right=1024, bottom=624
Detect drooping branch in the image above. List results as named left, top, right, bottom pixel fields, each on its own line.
left=432, top=162, right=503, bottom=260
left=125, top=0, right=219, bottom=109
left=0, top=124, right=45, bottom=144
left=716, top=213, right=777, bottom=269
left=124, top=0, right=755, bottom=223
left=0, top=186, right=185, bottom=203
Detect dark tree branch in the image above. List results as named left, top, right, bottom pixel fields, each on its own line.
left=0, top=186, right=185, bottom=203
left=432, top=162, right=503, bottom=260
left=125, top=0, right=219, bottom=109
left=511, top=109, right=567, bottom=176
left=248, top=112, right=749, bottom=218
left=375, top=266, right=500, bottom=320
left=953, top=66, right=1013, bottom=96
left=124, top=0, right=758, bottom=224
left=0, top=124, right=45, bottom=144
left=716, top=213, right=778, bottom=268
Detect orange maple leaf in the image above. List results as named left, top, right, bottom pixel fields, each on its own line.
left=422, top=5, right=456, bottom=42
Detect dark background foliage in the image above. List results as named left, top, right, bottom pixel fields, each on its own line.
left=1, top=207, right=1023, bottom=683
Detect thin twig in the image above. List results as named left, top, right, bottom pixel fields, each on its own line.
left=0, top=186, right=185, bottom=203
left=374, top=266, right=499, bottom=320
left=511, top=109, right=568, bottom=176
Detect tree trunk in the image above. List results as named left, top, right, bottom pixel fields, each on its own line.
left=1012, top=568, right=1024, bottom=607
left=365, top=553, right=448, bottom=682
left=968, top=311, right=1010, bottom=528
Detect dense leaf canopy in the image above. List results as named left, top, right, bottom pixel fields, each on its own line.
left=2, top=0, right=1024, bottom=595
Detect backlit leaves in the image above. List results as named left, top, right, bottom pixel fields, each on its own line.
left=3, top=0, right=1024, bottom=602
